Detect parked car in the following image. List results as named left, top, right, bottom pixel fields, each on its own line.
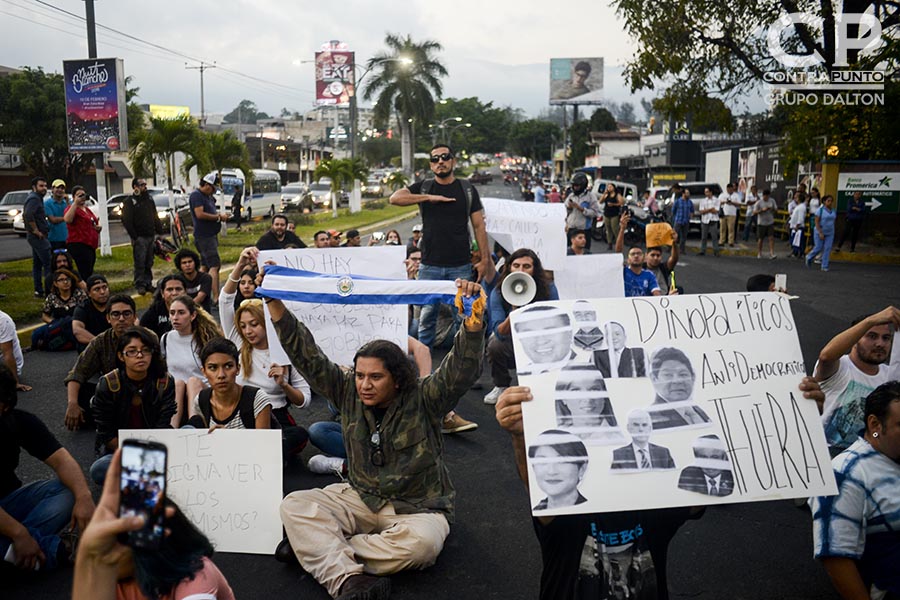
left=13, top=193, right=105, bottom=237
left=655, top=182, right=723, bottom=228
left=0, top=190, right=29, bottom=228
left=280, top=183, right=314, bottom=212
left=361, top=177, right=384, bottom=198
left=106, top=193, right=130, bottom=220
left=468, top=171, right=493, bottom=184
left=309, top=179, right=349, bottom=208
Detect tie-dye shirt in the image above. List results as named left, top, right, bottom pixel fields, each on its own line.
left=817, top=355, right=890, bottom=452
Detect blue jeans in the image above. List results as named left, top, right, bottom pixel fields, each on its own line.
left=417, top=263, right=473, bottom=347
left=90, top=454, right=114, bottom=485
left=807, top=232, right=834, bottom=270
left=674, top=222, right=690, bottom=253
left=0, top=479, right=74, bottom=570
left=742, top=213, right=757, bottom=241
left=308, top=421, right=346, bottom=458
left=27, top=234, right=52, bottom=295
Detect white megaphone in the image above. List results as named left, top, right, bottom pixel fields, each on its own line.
left=501, top=271, right=536, bottom=306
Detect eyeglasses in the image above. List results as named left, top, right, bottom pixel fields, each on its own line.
left=123, top=347, right=151, bottom=358
left=429, top=153, right=453, bottom=163
left=109, top=310, right=135, bottom=320
left=55, top=278, right=70, bottom=284
left=53, top=249, right=68, bottom=255
left=370, top=430, right=385, bottom=467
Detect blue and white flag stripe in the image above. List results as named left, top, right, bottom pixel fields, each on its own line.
left=256, top=265, right=459, bottom=305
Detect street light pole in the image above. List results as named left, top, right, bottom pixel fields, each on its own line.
left=83, top=0, right=112, bottom=256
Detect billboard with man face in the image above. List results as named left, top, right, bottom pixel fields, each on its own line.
left=549, top=58, right=604, bottom=105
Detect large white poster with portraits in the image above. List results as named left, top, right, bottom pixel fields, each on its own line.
left=258, top=247, right=408, bottom=366
left=510, top=293, right=837, bottom=516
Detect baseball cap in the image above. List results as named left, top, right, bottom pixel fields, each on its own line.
left=52, top=179, right=66, bottom=188
left=85, top=274, right=108, bottom=289
left=412, top=224, right=423, bottom=232
left=327, top=229, right=342, bottom=237
left=345, top=229, right=360, bottom=239
left=201, top=172, right=218, bottom=187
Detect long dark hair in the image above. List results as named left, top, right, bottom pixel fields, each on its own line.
left=150, top=274, right=187, bottom=311
left=498, top=248, right=551, bottom=310
left=131, top=500, right=215, bottom=600
left=354, top=339, right=418, bottom=394
left=115, top=327, right=167, bottom=379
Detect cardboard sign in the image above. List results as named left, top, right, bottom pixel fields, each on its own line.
left=510, top=293, right=837, bottom=516
left=482, top=197, right=567, bottom=270
left=259, top=247, right=408, bottom=366
left=645, top=222, right=674, bottom=248
left=119, top=429, right=282, bottom=554
left=554, top=254, right=625, bottom=300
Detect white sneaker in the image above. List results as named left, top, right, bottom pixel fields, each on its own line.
left=484, top=386, right=507, bottom=405
left=308, top=455, right=345, bottom=476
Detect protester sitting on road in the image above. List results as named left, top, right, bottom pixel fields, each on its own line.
left=139, top=274, right=187, bottom=338
left=162, top=295, right=221, bottom=426
left=496, top=376, right=828, bottom=600
left=0, top=309, right=30, bottom=392
left=44, top=248, right=86, bottom=293
left=0, top=364, right=95, bottom=572
left=485, top=248, right=559, bottom=405
left=31, top=267, right=86, bottom=352
left=64, top=294, right=143, bottom=431
left=746, top=274, right=776, bottom=292
left=810, top=381, right=900, bottom=600
left=220, top=248, right=310, bottom=455
left=188, top=337, right=273, bottom=431
left=173, top=249, right=213, bottom=313
left=813, top=306, right=898, bottom=456
left=89, top=327, right=176, bottom=484
left=265, top=269, right=486, bottom=600
left=72, top=274, right=111, bottom=352
left=72, top=448, right=234, bottom=600
left=232, top=267, right=258, bottom=311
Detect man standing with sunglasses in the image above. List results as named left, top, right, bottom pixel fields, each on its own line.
left=122, top=179, right=163, bottom=295
left=390, top=144, right=494, bottom=348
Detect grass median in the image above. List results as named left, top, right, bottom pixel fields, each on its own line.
left=2, top=202, right=418, bottom=327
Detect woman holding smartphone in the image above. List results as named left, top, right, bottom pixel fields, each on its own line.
left=63, top=185, right=101, bottom=279
left=73, top=448, right=235, bottom=600
left=90, top=327, right=177, bottom=484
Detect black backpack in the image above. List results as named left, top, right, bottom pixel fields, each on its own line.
left=197, top=385, right=260, bottom=429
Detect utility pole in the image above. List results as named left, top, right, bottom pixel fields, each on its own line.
left=84, top=0, right=111, bottom=256
left=185, top=62, right=216, bottom=128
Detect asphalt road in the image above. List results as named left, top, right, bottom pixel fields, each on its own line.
left=0, top=224, right=132, bottom=262
left=6, top=173, right=899, bottom=599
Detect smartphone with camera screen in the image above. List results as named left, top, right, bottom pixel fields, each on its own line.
left=119, top=439, right=167, bottom=549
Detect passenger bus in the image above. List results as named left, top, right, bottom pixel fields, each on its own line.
left=245, top=169, right=283, bottom=220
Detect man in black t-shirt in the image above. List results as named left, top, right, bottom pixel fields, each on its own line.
left=390, top=144, right=494, bottom=347
left=72, top=274, right=110, bottom=351
left=173, top=248, right=212, bottom=312
left=255, top=214, right=306, bottom=251
left=0, top=365, right=95, bottom=571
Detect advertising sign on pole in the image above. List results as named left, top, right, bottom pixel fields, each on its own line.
left=315, top=48, right=355, bottom=107
left=549, top=57, right=604, bottom=105
left=63, top=58, right=128, bottom=153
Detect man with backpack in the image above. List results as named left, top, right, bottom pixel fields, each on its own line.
left=390, top=144, right=494, bottom=348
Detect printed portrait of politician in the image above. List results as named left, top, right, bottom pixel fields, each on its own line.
left=554, top=364, right=624, bottom=445
left=645, top=347, right=711, bottom=430
left=592, top=321, right=648, bottom=378
left=514, top=305, right=573, bottom=375
left=571, top=300, right=605, bottom=354
left=610, top=408, right=675, bottom=472
left=677, top=434, right=735, bottom=497
left=528, top=429, right=590, bottom=511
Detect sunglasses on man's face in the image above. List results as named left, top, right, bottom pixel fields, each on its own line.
left=430, top=153, right=453, bottom=163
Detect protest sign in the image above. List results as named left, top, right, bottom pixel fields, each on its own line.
left=482, top=197, right=567, bottom=270
left=258, top=247, right=407, bottom=365
left=645, top=222, right=674, bottom=248
left=554, top=254, right=624, bottom=300
left=119, top=429, right=282, bottom=554
left=510, top=293, right=837, bottom=517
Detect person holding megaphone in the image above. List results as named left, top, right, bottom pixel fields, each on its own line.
left=484, top=249, right=559, bottom=405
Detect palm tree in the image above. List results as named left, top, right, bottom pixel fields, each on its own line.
left=384, top=171, right=409, bottom=191
left=313, top=159, right=353, bottom=218
left=363, top=34, right=447, bottom=176
left=181, top=130, right=252, bottom=189
left=128, top=114, right=198, bottom=209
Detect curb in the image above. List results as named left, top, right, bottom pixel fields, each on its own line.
left=16, top=211, right=421, bottom=347
left=679, top=242, right=900, bottom=265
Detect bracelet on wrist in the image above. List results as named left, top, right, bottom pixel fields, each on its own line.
left=228, top=276, right=241, bottom=283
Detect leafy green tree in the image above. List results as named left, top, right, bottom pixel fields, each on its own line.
left=508, top=120, right=560, bottom=162
left=568, top=121, right=593, bottom=169
left=181, top=129, right=252, bottom=187
left=589, top=108, right=618, bottom=132
left=0, top=67, right=93, bottom=181
left=313, top=159, right=353, bottom=216
left=363, top=34, right=448, bottom=175
left=384, top=171, right=410, bottom=191
left=422, top=97, right=519, bottom=154
left=360, top=136, right=401, bottom=166
left=124, top=76, right=147, bottom=148
left=222, top=100, right=271, bottom=124
left=128, top=114, right=198, bottom=206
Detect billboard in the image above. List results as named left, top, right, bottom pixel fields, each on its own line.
left=149, top=104, right=190, bottom=120
left=549, top=57, right=604, bottom=105
left=837, top=172, right=900, bottom=213
left=63, top=58, right=128, bottom=153
left=315, top=50, right=355, bottom=107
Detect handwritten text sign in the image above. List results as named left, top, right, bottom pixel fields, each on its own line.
left=554, top=254, right=625, bottom=300
left=510, top=293, right=836, bottom=517
left=119, top=429, right=282, bottom=554
left=259, top=247, right=407, bottom=366
left=482, top=197, right=567, bottom=270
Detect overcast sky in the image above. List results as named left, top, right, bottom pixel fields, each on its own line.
left=3, top=0, right=687, bottom=120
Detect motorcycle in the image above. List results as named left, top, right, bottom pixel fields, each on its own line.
left=621, top=199, right=665, bottom=247
left=503, top=174, right=513, bottom=186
